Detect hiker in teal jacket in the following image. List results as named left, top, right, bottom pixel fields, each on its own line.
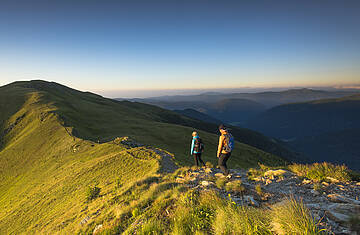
left=191, top=131, right=206, bottom=167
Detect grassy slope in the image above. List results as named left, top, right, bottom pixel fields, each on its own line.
left=0, top=81, right=285, bottom=233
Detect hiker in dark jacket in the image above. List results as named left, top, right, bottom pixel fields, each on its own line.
left=217, top=124, right=234, bottom=176
left=191, top=131, right=206, bottom=167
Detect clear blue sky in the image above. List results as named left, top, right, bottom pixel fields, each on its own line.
left=1, top=0, right=359, bottom=97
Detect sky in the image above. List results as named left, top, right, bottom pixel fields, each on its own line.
left=0, top=0, right=360, bottom=98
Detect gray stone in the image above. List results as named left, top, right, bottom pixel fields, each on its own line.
left=327, top=194, right=360, bottom=205
left=80, top=216, right=90, bottom=225
left=93, top=224, right=103, bottom=234
left=326, top=211, right=350, bottom=223
left=243, top=195, right=259, bottom=207
left=200, top=181, right=213, bottom=187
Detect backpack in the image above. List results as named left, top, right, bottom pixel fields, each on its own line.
left=223, top=133, right=234, bottom=153
left=194, top=137, right=205, bottom=153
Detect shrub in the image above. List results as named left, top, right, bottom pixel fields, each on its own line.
left=86, top=185, right=101, bottom=201
left=224, top=180, right=245, bottom=193
left=271, top=197, right=324, bottom=234
left=205, top=162, right=214, bottom=168
left=288, top=164, right=308, bottom=177
left=215, top=178, right=227, bottom=189
left=116, top=178, right=122, bottom=189
left=247, top=168, right=265, bottom=181
left=255, top=184, right=263, bottom=196
left=132, top=207, right=141, bottom=217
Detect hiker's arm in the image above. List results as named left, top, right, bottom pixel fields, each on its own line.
left=191, top=138, right=194, bottom=155
left=217, top=135, right=224, bottom=157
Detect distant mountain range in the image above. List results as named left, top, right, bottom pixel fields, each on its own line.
left=122, top=88, right=359, bottom=126
left=247, top=95, right=360, bottom=170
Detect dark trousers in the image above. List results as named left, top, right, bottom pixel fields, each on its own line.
left=218, top=152, right=231, bottom=175
left=193, top=153, right=205, bottom=167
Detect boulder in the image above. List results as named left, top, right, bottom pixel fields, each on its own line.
left=325, top=203, right=360, bottom=224
left=327, top=194, right=360, bottom=205
left=243, top=195, right=259, bottom=207
left=326, top=211, right=350, bottom=223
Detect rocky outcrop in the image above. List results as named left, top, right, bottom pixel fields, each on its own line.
left=174, top=167, right=360, bottom=234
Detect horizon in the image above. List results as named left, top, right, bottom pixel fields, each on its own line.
left=1, top=0, right=360, bottom=97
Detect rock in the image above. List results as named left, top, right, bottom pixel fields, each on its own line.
left=189, top=177, right=197, bottom=182
left=243, top=195, right=259, bottom=207
left=93, top=224, right=103, bottom=234
left=176, top=177, right=186, bottom=183
left=326, top=211, right=350, bottom=223
left=215, top=173, right=225, bottom=178
left=322, top=182, right=329, bottom=187
left=311, top=190, right=320, bottom=196
left=326, top=177, right=340, bottom=183
left=305, top=203, right=321, bottom=210
left=325, top=203, right=360, bottom=224
left=264, top=169, right=287, bottom=178
left=302, top=179, right=312, bottom=184
left=200, top=181, right=212, bottom=187
left=252, top=177, right=262, bottom=182
left=79, top=216, right=90, bottom=225
left=327, top=194, right=360, bottom=205
left=265, top=179, right=272, bottom=185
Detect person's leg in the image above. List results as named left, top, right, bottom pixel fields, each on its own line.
left=193, top=153, right=199, bottom=166
left=198, top=153, right=206, bottom=166
left=222, top=153, right=231, bottom=175
left=218, top=153, right=229, bottom=175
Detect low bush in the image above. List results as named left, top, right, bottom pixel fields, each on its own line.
left=255, top=184, right=263, bottom=196
left=86, top=185, right=101, bottom=201
left=215, top=178, right=227, bottom=189
left=224, top=180, right=245, bottom=193
left=205, top=162, right=214, bottom=168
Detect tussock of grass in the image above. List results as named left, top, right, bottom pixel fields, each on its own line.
left=289, top=162, right=351, bottom=183
left=271, top=197, right=325, bottom=235
left=215, top=178, right=227, bottom=189
left=224, top=180, right=245, bottom=193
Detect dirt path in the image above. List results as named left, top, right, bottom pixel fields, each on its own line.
left=153, top=149, right=178, bottom=173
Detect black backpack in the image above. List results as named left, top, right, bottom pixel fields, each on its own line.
left=194, top=138, right=205, bottom=153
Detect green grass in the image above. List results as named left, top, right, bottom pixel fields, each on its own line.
left=288, top=162, right=351, bottom=182
left=271, top=197, right=325, bottom=235
left=0, top=81, right=288, bottom=233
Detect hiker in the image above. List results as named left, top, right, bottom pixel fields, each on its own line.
left=191, top=131, right=206, bottom=167
left=217, top=124, right=234, bottom=176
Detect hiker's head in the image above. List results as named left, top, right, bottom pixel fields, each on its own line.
left=192, top=131, right=198, bottom=137
left=219, top=124, right=228, bottom=134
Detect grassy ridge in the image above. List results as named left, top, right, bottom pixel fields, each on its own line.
left=0, top=80, right=286, bottom=233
